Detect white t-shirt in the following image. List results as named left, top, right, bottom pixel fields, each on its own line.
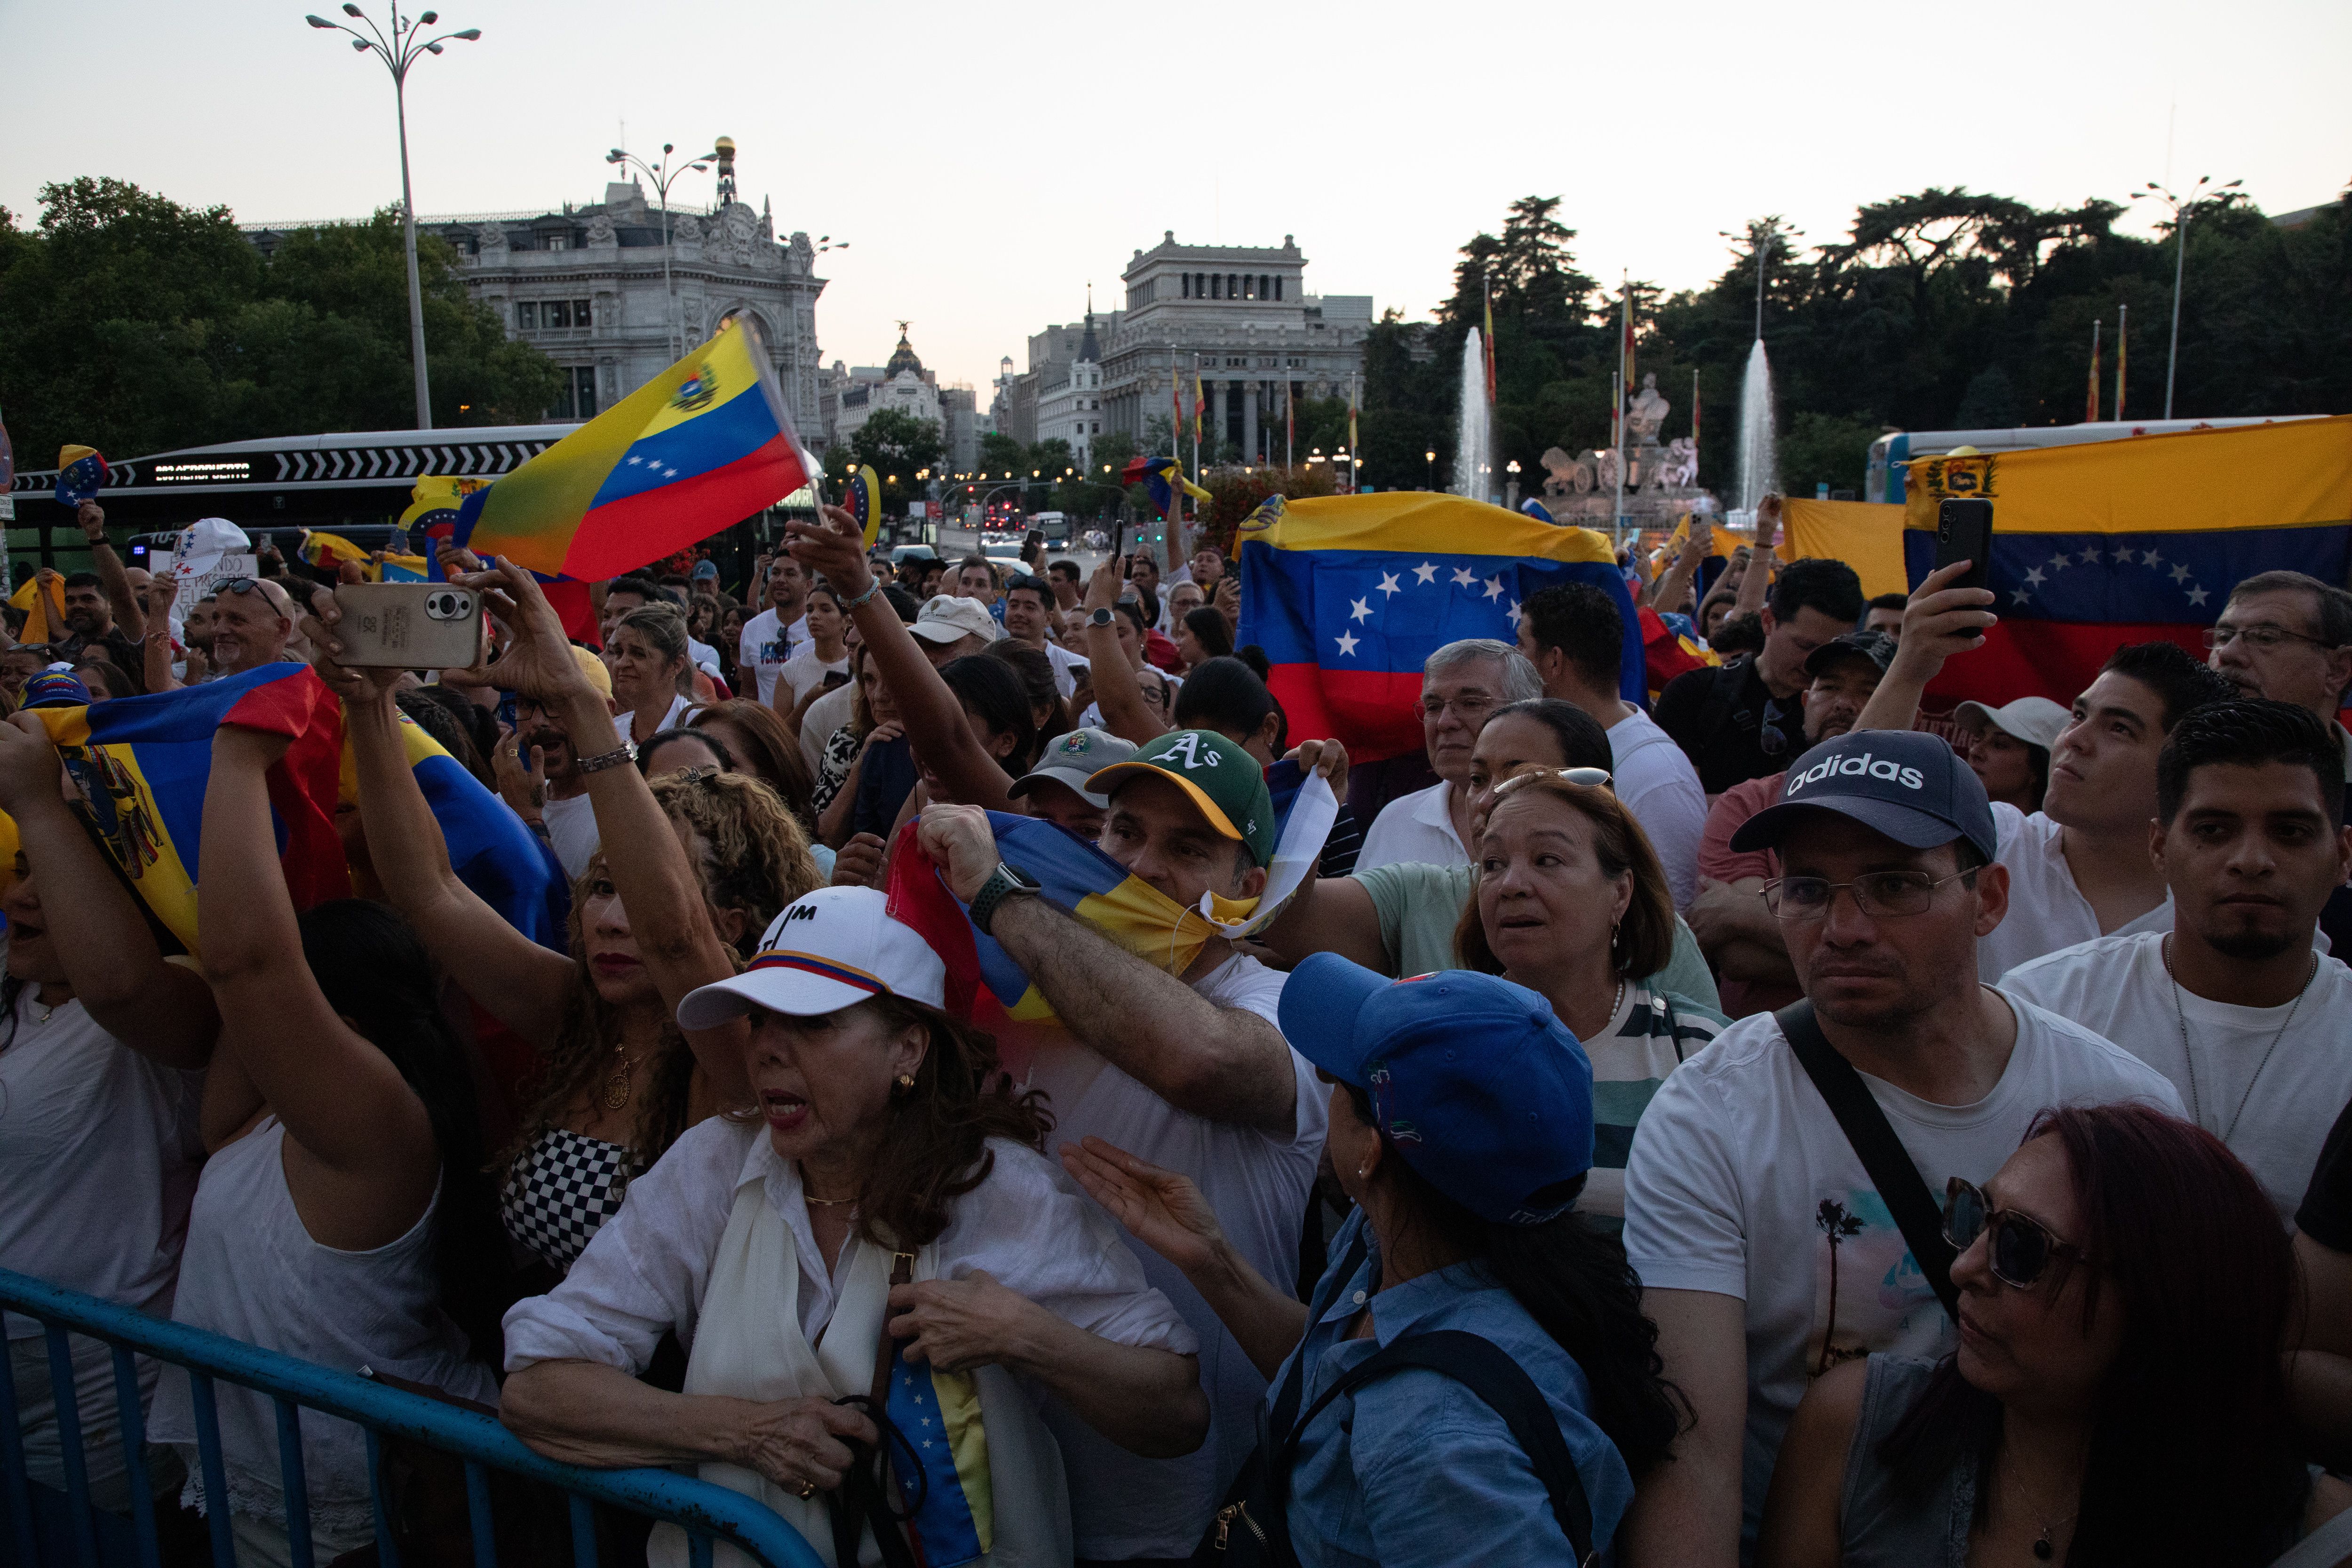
left=0, top=992, right=202, bottom=1339
left=1622, top=994, right=2181, bottom=1549
left=1608, top=706, right=1709, bottom=911
left=2001, top=930, right=2352, bottom=1221
left=1042, top=638, right=1089, bottom=700
left=737, top=608, right=811, bottom=707
left=798, top=680, right=857, bottom=774
left=1021, top=951, right=1324, bottom=1560
left=686, top=636, right=722, bottom=681
left=1979, top=802, right=2172, bottom=981
left=541, top=790, right=600, bottom=882
left=775, top=648, right=849, bottom=711
left=1356, top=780, right=1466, bottom=873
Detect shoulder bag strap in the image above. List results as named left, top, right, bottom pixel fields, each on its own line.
left=828, top=1251, right=922, bottom=1568
left=1268, top=1329, right=1596, bottom=1565
left=1776, top=1000, right=1961, bottom=1323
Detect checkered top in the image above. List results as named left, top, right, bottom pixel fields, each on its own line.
left=500, top=1126, right=639, bottom=1274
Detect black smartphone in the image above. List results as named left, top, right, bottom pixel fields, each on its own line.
left=1934, top=499, right=1993, bottom=596
left=1111, top=518, right=1128, bottom=563
left=821, top=669, right=850, bottom=690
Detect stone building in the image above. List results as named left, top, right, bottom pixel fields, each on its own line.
left=246, top=155, right=831, bottom=440
left=822, top=327, right=976, bottom=471
left=1035, top=313, right=1108, bottom=469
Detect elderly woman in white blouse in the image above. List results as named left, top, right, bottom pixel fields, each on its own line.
left=501, top=886, right=1207, bottom=1566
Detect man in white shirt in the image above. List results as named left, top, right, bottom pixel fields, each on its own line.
left=737, top=556, right=811, bottom=707
left=1001, top=573, right=1087, bottom=699
left=2003, top=699, right=2352, bottom=1220
left=1621, top=730, right=2180, bottom=1565
left=1518, top=581, right=1709, bottom=908
left=915, top=727, right=1322, bottom=1564
left=1356, top=638, right=1542, bottom=871
left=1858, top=573, right=2237, bottom=979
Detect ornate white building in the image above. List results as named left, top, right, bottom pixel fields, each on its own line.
left=254, top=152, right=832, bottom=439
left=1035, top=314, right=1107, bottom=469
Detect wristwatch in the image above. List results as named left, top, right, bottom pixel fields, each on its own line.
left=969, top=862, right=1042, bottom=936
left=1088, top=607, right=1115, bottom=629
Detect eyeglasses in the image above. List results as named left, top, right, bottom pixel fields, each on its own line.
left=1943, top=1177, right=2091, bottom=1289
left=2203, top=622, right=2336, bottom=653
left=1416, top=694, right=1499, bottom=722
left=1761, top=868, right=1975, bottom=920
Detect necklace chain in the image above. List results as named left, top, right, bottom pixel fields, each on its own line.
left=2163, top=934, right=2315, bottom=1145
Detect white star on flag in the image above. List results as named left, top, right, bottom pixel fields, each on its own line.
left=1483, top=576, right=1506, bottom=600
left=2012, top=588, right=2033, bottom=605
left=2049, top=552, right=2070, bottom=572
left=1412, top=562, right=1439, bottom=585
left=664, top=467, right=679, bottom=478
left=1451, top=566, right=1477, bottom=587
left=626, top=455, right=643, bottom=465
left=1334, top=630, right=1361, bottom=657
left=1376, top=572, right=1402, bottom=597
left=2024, top=567, right=2046, bottom=588
left=2079, top=546, right=2103, bottom=564
left=2143, top=548, right=2162, bottom=567
left=2170, top=564, right=2192, bottom=583
left=1506, top=600, right=1523, bottom=628
left=2187, top=586, right=2210, bottom=606
left=1349, top=597, right=1373, bottom=623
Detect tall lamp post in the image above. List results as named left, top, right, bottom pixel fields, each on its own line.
left=1719, top=216, right=1802, bottom=343
left=306, top=4, right=481, bottom=432
left=2140, top=175, right=2241, bottom=420
left=606, top=142, right=721, bottom=360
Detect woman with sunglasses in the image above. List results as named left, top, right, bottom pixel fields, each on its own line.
left=1453, top=769, right=1725, bottom=1226
left=1759, top=1102, right=2352, bottom=1568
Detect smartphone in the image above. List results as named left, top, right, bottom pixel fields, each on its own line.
left=1933, top=499, right=1994, bottom=597
left=820, top=669, right=850, bottom=690
left=333, top=582, right=484, bottom=669
left=1111, top=518, right=1128, bottom=564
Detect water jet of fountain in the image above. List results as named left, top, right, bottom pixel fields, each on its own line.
left=1453, top=327, right=1492, bottom=501
left=1733, top=338, right=1778, bottom=518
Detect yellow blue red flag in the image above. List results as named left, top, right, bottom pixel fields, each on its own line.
left=1122, top=455, right=1210, bottom=520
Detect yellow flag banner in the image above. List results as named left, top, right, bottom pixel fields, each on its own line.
left=1784, top=499, right=1907, bottom=598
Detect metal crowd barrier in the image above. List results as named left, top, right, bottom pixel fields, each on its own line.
left=0, top=1268, right=823, bottom=1568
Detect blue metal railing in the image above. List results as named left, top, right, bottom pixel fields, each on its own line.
left=0, top=1268, right=824, bottom=1568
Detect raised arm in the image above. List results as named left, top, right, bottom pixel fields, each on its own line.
left=142, top=577, right=181, bottom=692
left=301, top=591, right=575, bottom=1044
left=786, top=505, right=1017, bottom=811
left=919, top=804, right=1299, bottom=1131
left=1732, top=496, right=1780, bottom=620
left=0, top=714, right=215, bottom=1066
left=1079, top=557, right=1170, bottom=747
left=1852, top=559, right=1998, bottom=734
left=75, top=501, right=146, bottom=640
left=451, top=560, right=754, bottom=1102
left=1649, top=522, right=1709, bottom=611
left=198, top=722, right=439, bottom=1249
left=1254, top=740, right=1392, bottom=971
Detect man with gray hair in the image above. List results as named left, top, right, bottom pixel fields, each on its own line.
left=1355, top=637, right=1542, bottom=871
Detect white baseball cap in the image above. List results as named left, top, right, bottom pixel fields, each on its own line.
left=909, top=594, right=1000, bottom=646
left=1954, top=695, right=2071, bottom=754
left=675, top=886, right=946, bottom=1028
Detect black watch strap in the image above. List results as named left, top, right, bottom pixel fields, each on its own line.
left=970, top=862, right=1041, bottom=936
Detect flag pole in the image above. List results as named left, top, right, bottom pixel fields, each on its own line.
left=2086, top=319, right=2102, bottom=424
left=1612, top=369, right=1625, bottom=552
left=2115, top=304, right=2128, bottom=421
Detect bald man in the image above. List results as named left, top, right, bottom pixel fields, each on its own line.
left=208, top=578, right=300, bottom=677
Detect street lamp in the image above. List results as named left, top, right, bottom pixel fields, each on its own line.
left=1720, top=217, right=1802, bottom=343
left=607, top=141, right=720, bottom=360
left=306, top=3, right=482, bottom=430
left=2138, top=176, right=2242, bottom=420
left=1425, top=449, right=1436, bottom=490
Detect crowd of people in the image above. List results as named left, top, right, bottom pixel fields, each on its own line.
left=11, top=489, right=2352, bottom=1568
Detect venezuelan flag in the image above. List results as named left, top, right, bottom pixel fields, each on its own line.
left=1237, top=493, right=1647, bottom=764
left=378, top=554, right=430, bottom=583
left=1902, top=415, right=2352, bottom=707
left=1123, top=454, right=1210, bottom=521
left=885, top=1340, right=993, bottom=1565
left=11, top=575, right=68, bottom=645
left=1640, top=604, right=1717, bottom=700
left=453, top=318, right=811, bottom=582
left=301, top=530, right=374, bottom=577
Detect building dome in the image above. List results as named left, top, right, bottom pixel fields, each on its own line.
left=885, top=326, right=924, bottom=379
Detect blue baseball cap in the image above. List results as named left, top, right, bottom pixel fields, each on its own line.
left=1730, top=728, right=1997, bottom=862
left=1278, top=955, right=1595, bottom=1225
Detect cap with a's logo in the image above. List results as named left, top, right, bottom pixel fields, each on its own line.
left=1085, top=728, right=1277, bottom=867
left=1009, top=727, right=1139, bottom=809
left=675, top=886, right=946, bottom=1028
left=1730, top=728, right=1997, bottom=862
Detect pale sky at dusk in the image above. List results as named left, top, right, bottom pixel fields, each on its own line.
left=8, top=0, right=2347, bottom=396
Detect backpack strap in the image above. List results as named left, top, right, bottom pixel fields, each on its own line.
left=1269, top=1328, right=1596, bottom=1564
left=1776, top=1000, right=1961, bottom=1323
left=1691, top=656, right=1759, bottom=758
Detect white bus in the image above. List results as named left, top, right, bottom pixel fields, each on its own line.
left=1866, top=416, right=2326, bottom=504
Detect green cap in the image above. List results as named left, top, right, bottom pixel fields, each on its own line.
left=1086, top=728, right=1278, bottom=868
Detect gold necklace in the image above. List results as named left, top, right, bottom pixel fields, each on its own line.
left=602, top=1043, right=652, bottom=1111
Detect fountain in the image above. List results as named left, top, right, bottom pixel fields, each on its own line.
left=1531, top=369, right=1714, bottom=537
left=1452, top=327, right=1492, bottom=501
left=1732, top=338, right=1778, bottom=522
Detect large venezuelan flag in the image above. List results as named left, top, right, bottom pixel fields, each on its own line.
left=1238, top=493, right=1647, bottom=764
left=1903, top=416, right=2352, bottom=707
left=452, top=318, right=811, bottom=582
left=9, top=665, right=567, bottom=957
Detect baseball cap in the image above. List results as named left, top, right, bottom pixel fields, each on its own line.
left=675, top=886, right=946, bottom=1029
left=1009, top=727, right=1138, bottom=808
left=1955, top=695, right=2070, bottom=754
left=909, top=594, right=1000, bottom=646
left=691, top=559, right=720, bottom=581
left=1803, top=630, right=1897, bottom=681
left=1086, top=728, right=1277, bottom=867
left=1729, top=729, right=1998, bottom=862
left=21, top=669, right=90, bottom=709
left=569, top=643, right=614, bottom=699
left=1278, top=955, right=1596, bottom=1225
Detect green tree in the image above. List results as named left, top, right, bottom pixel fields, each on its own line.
left=830, top=407, right=944, bottom=509
left=977, top=430, right=1027, bottom=479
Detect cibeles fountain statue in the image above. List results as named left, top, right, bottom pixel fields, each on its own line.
left=1535, top=372, right=1717, bottom=532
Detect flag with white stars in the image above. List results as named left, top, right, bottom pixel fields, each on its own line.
left=1900, top=418, right=2352, bottom=707
left=1238, top=493, right=1645, bottom=763
left=881, top=1336, right=992, bottom=1563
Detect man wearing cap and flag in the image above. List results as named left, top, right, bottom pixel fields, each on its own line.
left=1619, top=728, right=2179, bottom=1565
left=915, top=725, right=1324, bottom=1566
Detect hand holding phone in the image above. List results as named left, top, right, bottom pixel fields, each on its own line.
left=1932, top=499, right=1994, bottom=597
left=330, top=583, right=485, bottom=669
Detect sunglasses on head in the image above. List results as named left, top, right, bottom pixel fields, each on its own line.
left=1943, top=1177, right=2091, bottom=1289
left=218, top=578, right=265, bottom=597
left=1494, top=765, right=1615, bottom=795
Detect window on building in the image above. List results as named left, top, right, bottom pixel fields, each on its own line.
left=573, top=299, right=592, bottom=326
left=1229, top=273, right=1240, bottom=298
left=1274, top=277, right=1284, bottom=301
left=516, top=301, right=538, bottom=329
left=1180, top=274, right=1190, bottom=299
left=544, top=300, right=572, bottom=328
left=1209, top=274, right=1220, bottom=299
left=574, top=367, right=598, bottom=419
left=547, top=234, right=570, bottom=252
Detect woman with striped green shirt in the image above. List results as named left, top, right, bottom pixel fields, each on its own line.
left=1455, top=768, right=1726, bottom=1225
